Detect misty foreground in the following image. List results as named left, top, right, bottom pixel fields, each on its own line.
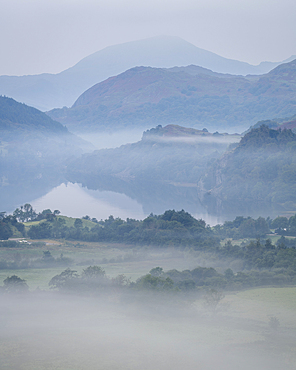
left=1, top=284, right=296, bottom=370
left=1, top=244, right=296, bottom=369
left=2, top=209, right=296, bottom=369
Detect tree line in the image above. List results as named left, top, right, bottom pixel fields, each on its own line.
left=2, top=261, right=296, bottom=299
left=2, top=206, right=296, bottom=250
left=1, top=206, right=296, bottom=277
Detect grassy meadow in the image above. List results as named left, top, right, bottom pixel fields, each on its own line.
left=0, top=239, right=226, bottom=289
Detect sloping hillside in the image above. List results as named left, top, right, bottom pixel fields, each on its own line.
left=48, top=60, right=296, bottom=133
left=248, top=113, right=296, bottom=133
left=0, top=96, right=67, bottom=138
left=0, top=97, right=92, bottom=211
left=0, top=36, right=294, bottom=111
left=198, top=125, right=296, bottom=216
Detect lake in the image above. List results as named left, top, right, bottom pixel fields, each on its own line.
left=6, top=178, right=286, bottom=226
left=28, top=182, right=222, bottom=225
left=2, top=128, right=224, bottom=225
left=31, top=182, right=146, bottom=221
left=3, top=130, right=286, bottom=226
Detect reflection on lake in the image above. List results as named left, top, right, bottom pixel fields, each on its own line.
left=31, top=183, right=146, bottom=221
left=6, top=179, right=288, bottom=226
left=28, top=182, right=221, bottom=225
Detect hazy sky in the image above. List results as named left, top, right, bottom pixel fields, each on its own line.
left=1, top=0, right=296, bottom=76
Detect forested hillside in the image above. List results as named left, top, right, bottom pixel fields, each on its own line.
left=199, top=125, right=296, bottom=215
left=0, top=96, right=67, bottom=139
left=247, top=113, right=296, bottom=133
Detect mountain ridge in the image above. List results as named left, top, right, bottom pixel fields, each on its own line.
left=0, top=36, right=294, bottom=111
left=48, top=59, right=296, bottom=133
left=0, top=96, right=67, bottom=136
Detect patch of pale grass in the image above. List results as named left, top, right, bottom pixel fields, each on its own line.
left=224, top=287, right=296, bottom=328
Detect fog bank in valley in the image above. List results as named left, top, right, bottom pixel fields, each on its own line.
left=0, top=291, right=293, bottom=370
left=78, top=129, right=145, bottom=150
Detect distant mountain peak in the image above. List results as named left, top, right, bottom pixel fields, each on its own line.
left=0, top=36, right=293, bottom=111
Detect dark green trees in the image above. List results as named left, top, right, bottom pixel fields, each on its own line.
left=27, top=222, right=52, bottom=239
left=201, top=126, right=296, bottom=214
left=0, top=213, right=25, bottom=240
left=13, top=204, right=37, bottom=222
left=3, top=275, right=29, bottom=293
left=0, top=220, right=13, bottom=240
left=49, top=268, right=79, bottom=290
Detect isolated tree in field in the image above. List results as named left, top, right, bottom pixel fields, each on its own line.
left=149, top=267, right=164, bottom=277
left=49, top=268, right=79, bottom=290
left=204, top=288, right=225, bottom=313
left=82, top=265, right=105, bottom=279
left=3, top=275, right=29, bottom=293
left=268, top=316, right=280, bottom=331
left=81, top=265, right=107, bottom=290
left=111, top=274, right=130, bottom=287
left=42, top=250, right=55, bottom=263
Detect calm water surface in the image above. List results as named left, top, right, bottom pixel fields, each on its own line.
left=30, top=182, right=221, bottom=225
left=31, top=183, right=146, bottom=221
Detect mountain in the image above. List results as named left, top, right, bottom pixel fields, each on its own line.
left=0, top=96, right=91, bottom=148
left=0, top=96, right=67, bottom=138
left=0, top=36, right=294, bottom=111
left=48, top=60, right=296, bottom=133
left=0, top=96, right=92, bottom=211
left=198, top=125, right=296, bottom=217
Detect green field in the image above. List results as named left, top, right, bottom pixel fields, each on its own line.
left=225, top=287, right=296, bottom=328
left=0, top=239, right=207, bottom=289
left=23, top=215, right=97, bottom=232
